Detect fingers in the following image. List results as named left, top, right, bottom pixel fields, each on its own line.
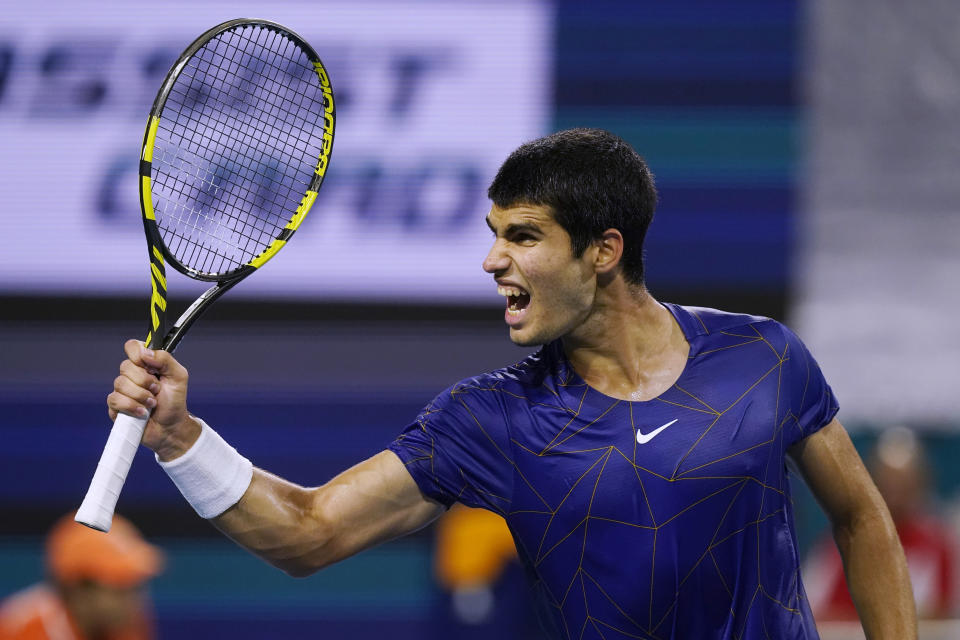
left=122, top=339, right=188, bottom=382
left=112, top=340, right=188, bottom=423
left=116, top=370, right=157, bottom=408
left=109, top=362, right=156, bottom=417
left=119, top=358, right=160, bottom=392
left=107, top=389, right=153, bottom=421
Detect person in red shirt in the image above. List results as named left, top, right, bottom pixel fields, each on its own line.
left=0, top=513, right=164, bottom=640
left=805, top=427, right=957, bottom=620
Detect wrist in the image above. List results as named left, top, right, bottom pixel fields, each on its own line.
left=156, top=419, right=253, bottom=519
left=154, top=416, right=202, bottom=462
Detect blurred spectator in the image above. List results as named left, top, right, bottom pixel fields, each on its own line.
left=433, top=505, right=539, bottom=639
left=805, top=427, right=958, bottom=620
left=0, top=513, right=164, bottom=640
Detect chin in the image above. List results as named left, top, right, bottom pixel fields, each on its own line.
left=508, top=326, right=554, bottom=348
left=509, top=335, right=542, bottom=348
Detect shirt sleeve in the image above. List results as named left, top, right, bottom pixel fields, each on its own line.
left=388, top=378, right=515, bottom=514
left=778, top=323, right=839, bottom=445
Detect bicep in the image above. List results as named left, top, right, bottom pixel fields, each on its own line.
left=316, top=450, right=446, bottom=557
left=788, top=418, right=885, bottom=531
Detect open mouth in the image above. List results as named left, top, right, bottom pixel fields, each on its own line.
left=498, top=285, right=531, bottom=317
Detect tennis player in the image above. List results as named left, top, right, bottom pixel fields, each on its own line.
left=107, top=129, right=916, bottom=638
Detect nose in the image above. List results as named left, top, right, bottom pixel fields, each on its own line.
left=482, top=239, right=509, bottom=274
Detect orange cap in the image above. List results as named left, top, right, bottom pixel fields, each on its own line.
left=46, top=513, right=164, bottom=588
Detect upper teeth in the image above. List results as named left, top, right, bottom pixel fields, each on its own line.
left=497, top=286, right=524, bottom=298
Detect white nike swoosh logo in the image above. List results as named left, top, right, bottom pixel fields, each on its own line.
left=636, top=419, right=678, bottom=444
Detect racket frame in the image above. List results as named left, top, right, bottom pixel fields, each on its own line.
left=140, top=17, right=335, bottom=351
left=76, top=18, right=334, bottom=531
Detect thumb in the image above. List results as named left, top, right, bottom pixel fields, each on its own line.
left=138, top=345, right=187, bottom=382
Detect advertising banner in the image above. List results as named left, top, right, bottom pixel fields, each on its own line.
left=0, top=1, right=551, bottom=302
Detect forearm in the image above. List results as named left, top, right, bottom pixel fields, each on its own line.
left=202, top=451, right=442, bottom=577
left=790, top=421, right=918, bottom=639
left=834, top=508, right=917, bottom=639
left=211, top=469, right=339, bottom=577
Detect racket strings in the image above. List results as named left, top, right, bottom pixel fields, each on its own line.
left=160, top=30, right=317, bottom=270
left=152, top=141, right=298, bottom=266
left=150, top=24, right=328, bottom=276
left=158, top=37, right=281, bottom=273
left=167, top=34, right=321, bottom=189
left=180, top=27, right=324, bottom=174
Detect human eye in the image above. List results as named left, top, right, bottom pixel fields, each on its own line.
left=507, top=226, right=540, bottom=245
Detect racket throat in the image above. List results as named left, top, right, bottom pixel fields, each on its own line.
left=146, top=245, right=168, bottom=349
left=162, top=278, right=242, bottom=352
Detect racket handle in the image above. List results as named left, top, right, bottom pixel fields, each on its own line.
left=76, top=411, right=150, bottom=532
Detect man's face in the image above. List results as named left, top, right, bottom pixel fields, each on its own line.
left=62, top=580, right=145, bottom=633
left=482, top=203, right=597, bottom=346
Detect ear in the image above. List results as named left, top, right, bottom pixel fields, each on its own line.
left=593, top=228, right=624, bottom=277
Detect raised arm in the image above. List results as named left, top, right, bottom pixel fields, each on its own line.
left=108, top=340, right=445, bottom=576
left=788, top=418, right=917, bottom=639
left=212, top=451, right=443, bottom=576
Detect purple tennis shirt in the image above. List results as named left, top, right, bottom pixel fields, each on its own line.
left=390, top=304, right=838, bottom=639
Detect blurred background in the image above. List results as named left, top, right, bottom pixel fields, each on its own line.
left=1, top=0, right=958, bottom=638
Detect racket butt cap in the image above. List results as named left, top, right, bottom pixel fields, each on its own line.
left=76, top=500, right=114, bottom=532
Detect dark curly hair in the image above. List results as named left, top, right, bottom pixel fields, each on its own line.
left=487, top=128, right=657, bottom=285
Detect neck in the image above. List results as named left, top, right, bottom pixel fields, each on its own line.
left=61, top=590, right=102, bottom=640
left=561, top=286, right=689, bottom=401
left=59, top=583, right=130, bottom=640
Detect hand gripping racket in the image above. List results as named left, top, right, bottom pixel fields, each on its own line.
left=76, top=18, right=335, bottom=531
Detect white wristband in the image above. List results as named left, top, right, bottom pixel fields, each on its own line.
left=156, top=419, right=253, bottom=519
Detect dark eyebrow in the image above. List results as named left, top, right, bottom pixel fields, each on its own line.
left=487, top=219, right=542, bottom=237
left=504, top=222, right=542, bottom=237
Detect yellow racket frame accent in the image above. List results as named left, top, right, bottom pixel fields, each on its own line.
left=140, top=117, right=160, bottom=221
left=143, top=116, right=160, bottom=162
left=138, top=53, right=334, bottom=276
left=134, top=18, right=335, bottom=351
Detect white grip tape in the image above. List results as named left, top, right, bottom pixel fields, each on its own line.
left=157, top=419, right=253, bottom=519
left=76, top=411, right=150, bottom=532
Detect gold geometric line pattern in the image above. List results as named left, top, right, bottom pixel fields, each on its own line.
left=718, top=360, right=784, bottom=415
left=453, top=386, right=553, bottom=511
left=710, top=549, right=733, bottom=599
left=581, top=450, right=614, bottom=570
left=720, top=329, right=763, bottom=339
left=668, top=355, right=783, bottom=479
left=648, top=528, right=658, bottom=629
left=536, top=451, right=609, bottom=563
left=657, top=479, right=745, bottom=528
left=394, top=316, right=835, bottom=637
left=692, top=338, right=763, bottom=358
left=650, top=397, right=718, bottom=415
left=582, top=570, right=647, bottom=633
left=675, top=439, right=775, bottom=477
left=648, top=480, right=753, bottom=632
left=629, top=404, right=659, bottom=527
left=690, top=309, right=710, bottom=334
left=672, top=383, right=720, bottom=414
left=670, top=414, right=721, bottom=479
left=751, top=323, right=782, bottom=359
left=542, top=397, right=619, bottom=455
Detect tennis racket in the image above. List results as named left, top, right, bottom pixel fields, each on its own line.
left=76, top=18, right=335, bottom=532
